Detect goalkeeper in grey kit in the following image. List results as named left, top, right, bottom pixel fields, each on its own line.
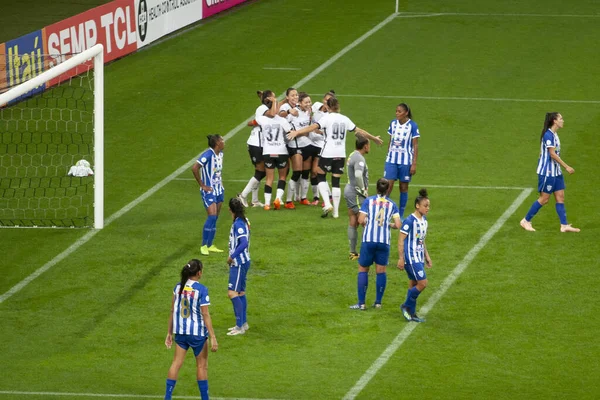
left=344, top=136, right=371, bottom=260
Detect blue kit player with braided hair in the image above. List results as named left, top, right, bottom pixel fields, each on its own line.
left=350, top=178, right=401, bottom=310
left=164, top=259, right=218, bottom=400
left=398, top=188, right=432, bottom=322
left=193, top=134, right=226, bottom=255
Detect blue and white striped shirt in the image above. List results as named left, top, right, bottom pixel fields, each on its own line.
left=197, top=148, right=224, bottom=195
left=172, top=280, right=210, bottom=336
left=385, top=119, right=420, bottom=165
left=401, top=214, right=428, bottom=265
left=229, top=217, right=250, bottom=266
left=536, top=129, right=562, bottom=177
left=359, top=195, right=400, bottom=245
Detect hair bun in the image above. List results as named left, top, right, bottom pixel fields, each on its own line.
left=419, top=188, right=428, bottom=197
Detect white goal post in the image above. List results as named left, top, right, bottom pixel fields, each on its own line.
left=0, top=44, right=104, bottom=229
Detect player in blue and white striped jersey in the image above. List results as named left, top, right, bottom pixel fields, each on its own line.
left=520, top=112, right=579, bottom=233
left=350, top=178, right=401, bottom=310
left=383, top=103, right=420, bottom=220
left=164, top=259, right=217, bottom=400
left=193, top=135, right=226, bottom=256
left=398, top=189, right=432, bottom=322
left=226, top=197, right=251, bottom=336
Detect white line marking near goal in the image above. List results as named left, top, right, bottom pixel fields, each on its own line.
left=174, top=178, right=533, bottom=191
left=335, top=93, right=600, bottom=104
left=263, top=67, right=301, bottom=70
left=0, top=390, right=285, bottom=400
left=0, top=13, right=399, bottom=303
left=397, top=11, right=600, bottom=18
left=342, top=188, right=533, bottom=400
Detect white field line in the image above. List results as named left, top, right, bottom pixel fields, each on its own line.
left=0, top=391, right=283, bottom=400
left=335, top=94, right=600, bottom=104
left=397, top=12, right=600, bottom=18
left=0, top=13, right=400, bottom=304
left=263, top=67, right=301, bottom=70
left=342, top=188, right=533, bottom=400
left=174, top=178, right=533, bottom=191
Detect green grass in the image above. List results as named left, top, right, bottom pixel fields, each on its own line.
left=1, top=0, right=600, bottom=399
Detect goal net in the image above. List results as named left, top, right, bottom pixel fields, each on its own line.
left=0, top=44, right=104, bottom=229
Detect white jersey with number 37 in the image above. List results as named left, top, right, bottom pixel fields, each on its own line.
left=258, top=115, right=292, bottom=155
left=317, top=112, right=356, bottom=158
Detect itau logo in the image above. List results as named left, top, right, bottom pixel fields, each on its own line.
left=138, top=0, right=148, bottom=42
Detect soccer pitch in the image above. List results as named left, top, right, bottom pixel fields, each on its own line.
left=1, top=0, right=599, bottom=399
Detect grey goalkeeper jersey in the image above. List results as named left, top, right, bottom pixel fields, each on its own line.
left=347, top=150, right=368, bottom=189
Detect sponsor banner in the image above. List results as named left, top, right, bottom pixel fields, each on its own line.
left=135, top=0, right=203, bottom=48
left=202, top=0, right=249, bottom=19
left=45, top=0, right=137, bottom=69
left=1, top=31, right=47, bottom=100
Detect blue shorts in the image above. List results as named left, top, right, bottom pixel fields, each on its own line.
left=174, top=334, right=207, bottom=357
left=358, top=242, right=390, bottom=267
left=405, top=262, right=427, bottom=281
left=228, top=261, right=250, bottom=292
left=538, top=174, right=565, bottom=194
left=383, top=162, right=411, bottom=182
left=201, top=190, right=224, bottom=208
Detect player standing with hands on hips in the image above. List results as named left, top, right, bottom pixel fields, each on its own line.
left=520, top=112, right=580, bottom=233
left=398, top=189, right=432, bottom=322
left=193, top=135, right=226, bottom=255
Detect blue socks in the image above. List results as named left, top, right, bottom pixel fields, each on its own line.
left=357, top=271, right=368, bottom=305
left=525, top=200, right=543, bottom=222
left=239, top=295, right=247, bottom=325
left=399, top=192, right=408, bottom=219
left=202, top=215, right=218, bottom=246
left=198, top=380, right=209, bottom=400
left=555, top=203, right=567, bottom=224
left=375, top=273, right=387, bottom=305
left=164, top=379, right=176, bottom=400
left=231, top=296, right=243, bottom=328
left=403, top=286, right=421, bottom=315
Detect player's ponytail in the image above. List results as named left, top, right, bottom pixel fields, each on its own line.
left=376, top=178, right=390, bottom=196
left=179, top=259, right=203, bottom=294
left=229, top=197, right=249, bottom=226
left=414, top=188, right=429, bottom=207
left=541, top=112, right=559, bottom=141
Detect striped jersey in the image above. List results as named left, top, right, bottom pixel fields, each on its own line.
left=172, top=279, right=210, bottom=336
left=359, top=195, right=400, bottom=245
left=258, top=115, right=292, bottom=155
left=289, top=108, right=313, bottom=148
left=401, top=214, right=428, bottom=265
left=317, top=112, right=356, bottom=158
left=197, top=148, right=224, bottom=196
left=536, top=129, right=562, bottom=177
left=229, top=217, right=250, bottom=266
left=385, top=119, right=420, bottom=165
left=247, top=104, right=270, bottom=147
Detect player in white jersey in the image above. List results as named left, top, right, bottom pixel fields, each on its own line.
left=383, top=103, right=420, bottom=220
left=350, top=178, right=401, bottom=310
left=308, top=90, right=336, bottom=205
left=520, top=112, right=580, bottom=233
left=226, top=197, right=251, bottom=336
left=285, top=92, right=316, bottom=208
left=398, top=189, right=432, bottom=322
left=344, top=137, right=370, bottom=260
left=192, top=135, right=225, bottom=256
left=287, top=97, right=383, bottom=218
left=164, top=259, right=217, bottom=400
left=258, top=93, right=293, bottom=210
left=238, top=90, right=278, bottom=208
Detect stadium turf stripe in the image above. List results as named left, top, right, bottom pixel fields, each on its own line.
left=342, top=188, right=533, bottom=400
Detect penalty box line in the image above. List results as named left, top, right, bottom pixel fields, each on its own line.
left=0, top=12, right=399, bottom=304
left=342, top=188, right=533, bottom=400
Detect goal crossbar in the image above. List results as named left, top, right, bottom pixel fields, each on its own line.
left=0, top=44, right=104, bottom=229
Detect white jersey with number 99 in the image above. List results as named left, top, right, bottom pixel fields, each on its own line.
left=316, top=112, right=356, bottom=158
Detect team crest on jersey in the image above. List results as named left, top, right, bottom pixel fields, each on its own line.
left=205, top=295, right=209, bottom=302
left=237, top=227, right=244, bottom=234
left=201, top=157, right=207, bottom=163
left=417, top=271, right=424, bottom=278
left=547, top=185, right=552, bottom=191
left=403, top=224, right=409, bottom=230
